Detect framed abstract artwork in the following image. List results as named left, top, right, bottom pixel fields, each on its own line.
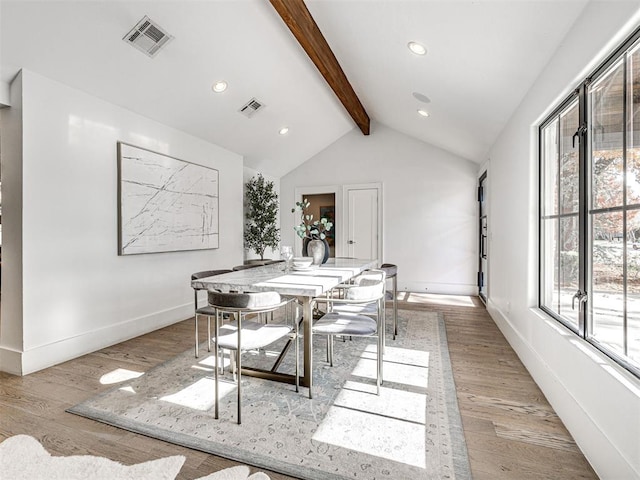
left=117, top=142, right=219, bottom=255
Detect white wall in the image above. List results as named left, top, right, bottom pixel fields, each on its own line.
left=487, top=2, right=640, bottom=479
left=0, top=70, right=245, bottom=375
left=0, top=80, right=10, bottom=107
left=242, top=166, right=281, bottom=263
left=0, top=72, right=24, bottom=374
left=281, top=122, right=478, bottom=295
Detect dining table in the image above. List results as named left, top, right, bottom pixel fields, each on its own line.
left=190, top=257, right=378, bottom=387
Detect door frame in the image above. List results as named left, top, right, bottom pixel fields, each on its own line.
left=294, top=185, right=340, bottom=257
left=342, top=183, right=383, bottom=263
left=478, top=170, right=488, bottom=303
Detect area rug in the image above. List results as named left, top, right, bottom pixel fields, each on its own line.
left=68, top=309, right=471, bottom=480
left=0, top=434, right=269, bottom=480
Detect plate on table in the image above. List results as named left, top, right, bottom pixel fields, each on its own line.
left=292, top=265, right=317, bottom=272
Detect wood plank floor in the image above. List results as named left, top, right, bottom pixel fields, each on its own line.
left=0, top=294, right=598, bottom=479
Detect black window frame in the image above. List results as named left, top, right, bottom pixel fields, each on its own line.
left=538, top=25, right=640, bottom=379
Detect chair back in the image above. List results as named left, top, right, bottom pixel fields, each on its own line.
left=380, top=263, right=397, bottom=278
left=191, top=269, right=232, bottom=282
left=208, top=290, right=283, bottom=312
left=344, top=278, right=385, bottom=302
left=353, top=269, right=386, bottom=287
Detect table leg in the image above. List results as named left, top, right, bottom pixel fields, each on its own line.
left=302, top=296, right=313, bottom=388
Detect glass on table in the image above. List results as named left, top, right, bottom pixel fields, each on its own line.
left=280, top=245, right=293, bottom=272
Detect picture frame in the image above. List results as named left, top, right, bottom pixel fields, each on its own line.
left=117, top=142, right=219, bottom=255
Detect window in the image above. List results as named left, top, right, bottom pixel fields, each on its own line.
left=540, top=28, right=640, bottom=377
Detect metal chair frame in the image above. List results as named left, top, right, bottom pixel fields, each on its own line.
left=380, top=263, right=398, bottom=340
left=328, top=269, right=388, bottom=349
left=191, top=269, right=232, bottom=358
left=209, top=292, right=299, bottom=424
left=309, top=272, right=386, bottom=399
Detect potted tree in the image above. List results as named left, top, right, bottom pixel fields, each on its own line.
left=244, top=173, right=280, bottom=262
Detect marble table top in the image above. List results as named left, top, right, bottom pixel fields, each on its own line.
left=191, top=258, right=378, bottom=297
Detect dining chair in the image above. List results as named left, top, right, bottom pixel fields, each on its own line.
left=328, top=269, right=387, bottom=348
left=309, top=272, right=386, bottom=399
left=380, top=263, right=398, bottom=339
left=208, top=290, right=299, bottom=424
left=191, top=269, right=232, bottom=358
left=230, top=261, right=287, bottom=323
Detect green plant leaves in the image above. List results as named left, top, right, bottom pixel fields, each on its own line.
left=244, top=173, right=280, bottom=259
left=293, top=199, right=333, bottom=240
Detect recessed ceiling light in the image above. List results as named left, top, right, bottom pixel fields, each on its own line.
left=212, top=81, right=227, bottom=93
left=279, top=127, right=289, bottom=135
left=408, top=42, right=427, bottom=55
left=417, top=109, right=430, bottom=117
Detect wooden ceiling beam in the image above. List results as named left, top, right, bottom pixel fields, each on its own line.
left=269, top=0, right=370, bottom=135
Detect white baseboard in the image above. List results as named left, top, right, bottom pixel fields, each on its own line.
left=401, top=281, right=477, bottom=296
left=0, top=347, right=23, bottom=376
left=485, top=299, right=640, bottom=480
left=8, top=303, right=194, bottom=376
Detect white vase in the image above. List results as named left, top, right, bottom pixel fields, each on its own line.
left=307, top=239, right=325, bottom=265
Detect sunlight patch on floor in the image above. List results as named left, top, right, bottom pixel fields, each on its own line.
left=383, top=345, right=430, bottom=367
left=313, top=391, right=427, bottom=468
left=354, top=345, right=430, bottom=388
left=244, top=348, right=284, bottom=358
left=336, top=380, right=426, bottom=424
left=312, top=344, right=430, bottom=468
left=400, top=292, right=476, bottom=307
left=100, top=368, right=144, bottom=385
left=160, top=377, right=234, bottom=411
left=195, top=353, right=232, bottom=371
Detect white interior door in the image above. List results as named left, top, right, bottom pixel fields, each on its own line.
left=345, top=185, right=381, bottom=261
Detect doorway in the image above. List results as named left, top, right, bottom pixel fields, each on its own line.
left=301, top=193, right=336, bottom=258
left=343, top=183, right=382, bottom=262
left=293, top=183, right=382, bottom=262
left=478, top=171, right=488, bottom=303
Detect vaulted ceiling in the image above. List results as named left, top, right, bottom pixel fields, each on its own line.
left=1, top=1, right=587, bottom=177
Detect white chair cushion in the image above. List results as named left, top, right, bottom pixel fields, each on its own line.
left=216, top=320, right=292, bottom=351
left=313, top=312, right=377, bottom=336
left=332, top=302, right=378, bottom=315
left=353, top=271, right=385, bottom=286
left=345, top=282, right=384, bottom=301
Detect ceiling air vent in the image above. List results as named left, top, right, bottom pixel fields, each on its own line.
left=238, top=98, right=265, bottom=118
left=123, top=16, right=174, bottom=58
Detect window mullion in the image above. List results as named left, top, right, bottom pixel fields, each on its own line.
left=578, top=82, right=588, bottom=338
left=556, top=119, right=562, bottom=315
left=623, top=53, right=629, bottom=356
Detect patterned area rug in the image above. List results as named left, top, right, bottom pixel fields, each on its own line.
left=68, top=309, right=470, bottom=480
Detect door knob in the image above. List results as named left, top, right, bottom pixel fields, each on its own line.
left=348, top=240, right=356, bottom=244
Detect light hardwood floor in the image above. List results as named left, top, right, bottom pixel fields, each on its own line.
left=0, top=294, right=598, bottom=479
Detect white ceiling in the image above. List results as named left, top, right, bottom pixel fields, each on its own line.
left=0, top=0, right=587, bottom=177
